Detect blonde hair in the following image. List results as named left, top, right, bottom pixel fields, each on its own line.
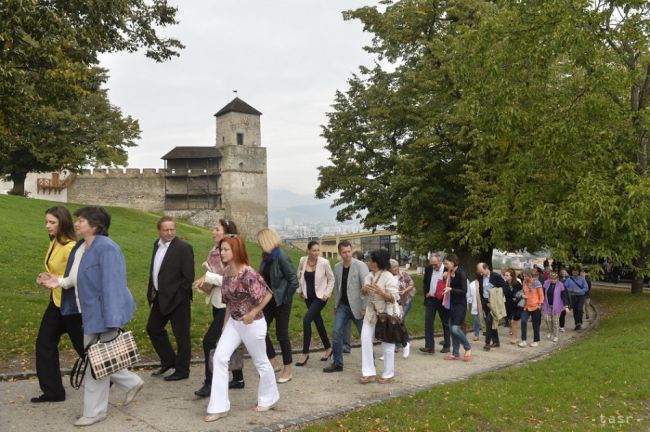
left=257, top=228, right=282, bottom=253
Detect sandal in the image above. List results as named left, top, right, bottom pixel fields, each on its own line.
left=463, top=351, right=472, bottom=362
left=253, top=404, right=276, bottom=412
left=359, top=375, right=376, bottom=384
left=443, top=355, right=460, bottom=360
left=377, top=376, right=394, bottom=384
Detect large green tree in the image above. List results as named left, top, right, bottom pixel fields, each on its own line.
left=453, top=0, right=650, bottom=294
left=319, top=0, right=650, bottom=293
left=0, top=0, right=183, bottom=195
left=317, top=1, right=495, bottom=269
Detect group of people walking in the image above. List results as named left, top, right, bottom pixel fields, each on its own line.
left=31, top=205, right=590, bottom=426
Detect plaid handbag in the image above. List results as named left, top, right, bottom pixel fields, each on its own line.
left=71, top=329, right=140, bottom=388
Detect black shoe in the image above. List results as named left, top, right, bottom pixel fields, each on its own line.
left=151, top=365, right=173, bottom=376
left=491, top=342, right=501, bottom=348
left=194, top=383, right=211, bottom=398
left=483, top=344, right=491, bottom=351
left=164, top=371, right=189, bottom=381
left=440, top=346, right=450, bottom=354
left=229, top=379, right=245, bottom=389
left=574, top=324, right=582, bottom=331
left=343, top=347, right=351, bottom=354
left=419, top=347, right=435, bottom=354
left=31, top=394, right=65, bottom=403
left=323, top=364, right=343, bottom=373
left=295, top=354, right=310, bottom=366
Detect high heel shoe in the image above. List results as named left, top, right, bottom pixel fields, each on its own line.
left=295, top=355, right=309, bottom=366
left=320, top=348, right=333, bottom=361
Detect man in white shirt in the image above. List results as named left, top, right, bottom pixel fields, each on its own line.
left=420, top=255, right=450, bottom=354
left=146, top=217, right=195, bottom=381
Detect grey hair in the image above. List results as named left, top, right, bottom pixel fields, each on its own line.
left=389, top=259, right=399, bottom=267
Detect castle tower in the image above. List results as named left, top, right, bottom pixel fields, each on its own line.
left=215, top=97, right=268, bottom=239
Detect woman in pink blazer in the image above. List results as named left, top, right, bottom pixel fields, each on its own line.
left=295, top=241, right=335, bottom=366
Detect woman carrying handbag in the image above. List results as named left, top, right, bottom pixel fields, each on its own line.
left=360, top=249, right=400, bottom=384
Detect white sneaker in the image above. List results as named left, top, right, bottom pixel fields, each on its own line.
left=546, top=333, right=551, bottom=339
left=552, top=337, right=558, bottom=342
left=518, top=341, right=527, bottom=348
left=559, top=327, right=565, bottom=333
left=403, top=343, right=410, bottom=359
left=74, top=413, right=107, bottom=427
left=378, top=355, right=385, bottom=361
left=530, top=342, right=539, bottom=347
left=124, top=379, right=144, bottom=406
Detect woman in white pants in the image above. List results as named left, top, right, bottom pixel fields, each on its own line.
left=205, top=235, right=278, bottom=422
left=360, top=249, right=400, bottom=384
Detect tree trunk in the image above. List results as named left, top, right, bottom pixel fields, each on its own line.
left=455, top=245, right=493, bottom=280
left=631, top=247, right=647, bottom=295
left=8, top=171, right=27, bottom=196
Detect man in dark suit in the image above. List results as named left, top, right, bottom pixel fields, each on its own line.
left=477, top=262, right=506, bottom=351
left=146, top=216, right=195, bottom=381
left=420, top=255, right=450, bottom=354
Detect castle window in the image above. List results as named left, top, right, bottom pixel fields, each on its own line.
left=239, top=162, right=244, bottom=170
left=237, top=133, right=244, bottom=145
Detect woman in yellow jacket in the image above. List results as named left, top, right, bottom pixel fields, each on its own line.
left=32, top=206, right=84, bottom=403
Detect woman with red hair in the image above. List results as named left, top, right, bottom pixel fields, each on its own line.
left=205, top=236, right=279, bottom=422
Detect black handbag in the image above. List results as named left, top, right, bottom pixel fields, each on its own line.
left=374, top=311, right=406, bottom=344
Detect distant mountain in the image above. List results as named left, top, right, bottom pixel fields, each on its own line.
left=268, top=189, right=340, bottom=225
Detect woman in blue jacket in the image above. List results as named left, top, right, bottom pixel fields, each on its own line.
left=42, top=207, right=143, bottom=427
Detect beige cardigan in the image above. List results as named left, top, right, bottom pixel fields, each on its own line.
left=298, top=256, right=335, bottom=300
left=363, top=270, right=400, bottom=325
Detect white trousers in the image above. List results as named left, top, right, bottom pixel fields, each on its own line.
left=361, top=321, right=395, bottom=379
left=207, top=318, right=279, bottom=414
left=82, top=331, right=143, bottom=418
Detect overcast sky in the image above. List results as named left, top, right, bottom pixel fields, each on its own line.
left=99, top=1, right=377, bottom=196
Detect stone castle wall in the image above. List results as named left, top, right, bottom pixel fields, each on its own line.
left=218, top=145, right=268, bottom=240
left=67, top=168, right=165, bottom=211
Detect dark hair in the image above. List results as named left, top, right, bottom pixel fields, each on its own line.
left=74, top=207, right=111, bottom=236
left=506, top=268, right=517, bottom=282
left=45, top=206, right=75, bottom=244
left=219, top=235, right=249, bottom=266
left=157, top=216, right=175, bottom=230
left=307, top=240, right=320, bottom=250
left=444, top=253, right=459, bottom=267
left=338, top=240, right=352, bottom=251
left=352, top=250, right=365, bottom=260
left=219, top=219, right=239, bottom=235
left=369, top=249, right=391, bottom=270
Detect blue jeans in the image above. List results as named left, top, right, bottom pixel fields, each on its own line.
left=332, top=304, right=362, bottom=367
left=520, top=309, right=541, bottom=342
left=450, top=321, right=472, bottom=357
left=401, top=301, right=412, bottom=347
left=472, top=313, right=480, bottom=337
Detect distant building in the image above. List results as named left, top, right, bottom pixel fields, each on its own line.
left=319, top=230, right=400, bottom=260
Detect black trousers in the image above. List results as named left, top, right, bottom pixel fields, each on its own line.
left=482, top=301, right=500, bottom=345
left=264, top=298, right=293, bottom=365
left=35, top=301, right=84, bottom=398
left=202, top=306, right=226, bottom=383
left=146, top=296, right=191, bottom=376
left=424, top=297, right=450, bottom=349
left=302, top=297, right=330, bottom=353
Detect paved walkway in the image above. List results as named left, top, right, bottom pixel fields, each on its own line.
left=0, top=311, right=594, bottom=432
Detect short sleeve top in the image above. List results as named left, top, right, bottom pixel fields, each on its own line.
left=221, top=266, right=272, bottom=320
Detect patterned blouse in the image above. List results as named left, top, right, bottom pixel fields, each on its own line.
left=221, top=266, right=272, bottom=321
left=397, top=271, right=415, bottom=305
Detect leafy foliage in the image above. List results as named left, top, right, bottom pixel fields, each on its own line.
left=0, top=0, right=184, bottom=194
left=318, top=0, right=650, bottom=291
